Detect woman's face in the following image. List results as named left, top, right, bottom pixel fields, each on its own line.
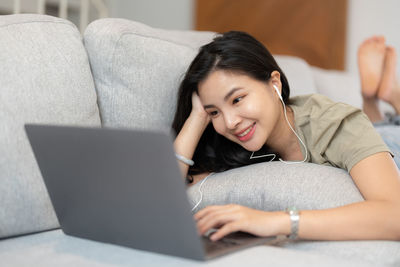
left=198, top=70, right=282, bottom=152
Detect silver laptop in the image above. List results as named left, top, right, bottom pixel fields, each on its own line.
left=24, top=124, right=277, bottom=261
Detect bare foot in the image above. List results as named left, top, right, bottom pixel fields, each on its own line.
left=378, top=46, right=398, bottom=101
left=358, top=36, right=386, bottom=98
left=378, top=46, right=400, bottom=114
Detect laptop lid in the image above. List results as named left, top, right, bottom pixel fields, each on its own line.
left=25, top=124, right=206, bottom=260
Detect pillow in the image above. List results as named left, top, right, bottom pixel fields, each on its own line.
left=186, top=161, right=363, bottom=213
left=275, top=55, right=318, bottom=96
left=84, top=19, right=318, bottom=132
left=0, top=14, right=101, bottom=239
left=311, top=66, right=363, bottom=109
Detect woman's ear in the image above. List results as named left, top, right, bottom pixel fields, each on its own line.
left=269, top=70, right=282, bottom=90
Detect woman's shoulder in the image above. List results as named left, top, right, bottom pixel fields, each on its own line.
left=290, top=93, right=360, bottom=120
left=290, top=93, right=349, bottom=107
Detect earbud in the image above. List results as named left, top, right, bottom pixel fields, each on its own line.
left=273, top=85, right=283, bottom=101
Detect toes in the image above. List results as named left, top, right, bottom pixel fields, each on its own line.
left=358, top=35, right=386, bottom=53
left=386, top=46, right=397, bottom=58
left=369, top=35, right=385, bottom=44
left=376, top=35, right=386, bottom=43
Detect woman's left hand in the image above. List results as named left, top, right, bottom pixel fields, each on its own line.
left=194, top=204, right=289, bottom=241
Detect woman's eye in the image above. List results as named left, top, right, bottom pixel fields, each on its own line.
left=233, top=96, right=243, bottom=104
left=209, top=111, right=218, bottom=117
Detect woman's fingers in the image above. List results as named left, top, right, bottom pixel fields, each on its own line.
left=194, top=205, right=286, bottom=240
left=191, top=92, right=211, bottom=124
left=195, top=205, right=244, bottom=235
left=210, top=221, right=242, bottom=241
left=197, top=210, right=239, bottom=235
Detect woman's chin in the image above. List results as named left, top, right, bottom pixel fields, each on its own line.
left=241, top=141, right=265, bottom=152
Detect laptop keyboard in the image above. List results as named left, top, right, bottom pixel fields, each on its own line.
left=201, top=231, right=279, bottom=258
left=202, top=231, right=261, bottom=253
left=202, top=236, right=239, bottom=252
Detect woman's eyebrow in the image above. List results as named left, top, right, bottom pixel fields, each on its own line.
left=203, top=87, right=243, bottom=109
left=223, top=87, right=243, bottom=101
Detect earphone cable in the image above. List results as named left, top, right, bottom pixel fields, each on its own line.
left=279, top=97, right=308, bottom=164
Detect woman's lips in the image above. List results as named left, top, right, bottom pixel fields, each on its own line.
left=236, top=123, right=256, bottom=142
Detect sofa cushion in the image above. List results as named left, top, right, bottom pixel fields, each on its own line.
left=0, top=14, right=101, bottom=239
left=274, top=55, right=317, bottom=96
left=83, top=18, right=214, bottom=132
left=311, top=66, right=394, bottom=114
left=0, top=229, right=379, bottom=267
left=83, top=18, right=317, bottom=132
left=311, top=66, right=363, bottom=109
left=186, top=161, right=363, bottom=213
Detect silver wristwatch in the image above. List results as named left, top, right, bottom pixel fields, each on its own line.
left=286, top=207, right=299, bottom=240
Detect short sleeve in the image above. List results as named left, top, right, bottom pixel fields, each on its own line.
left=319, top=107, right=393, bottom=172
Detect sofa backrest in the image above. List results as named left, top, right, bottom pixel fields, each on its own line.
left=84, top=18, right=317, bottom=132
left=0, top=14, right=101, bottom=239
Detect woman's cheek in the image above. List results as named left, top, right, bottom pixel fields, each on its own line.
left=212, top=120, right=225, bottom=136
left=244, top=102, right=260, bottom=115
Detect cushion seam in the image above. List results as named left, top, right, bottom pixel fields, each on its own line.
left=0, top=20, right=75, bottom=29
left=116, top=31, right=206, bottom=50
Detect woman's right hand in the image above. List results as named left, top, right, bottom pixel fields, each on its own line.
left=191, top=91, right=211, bottom=127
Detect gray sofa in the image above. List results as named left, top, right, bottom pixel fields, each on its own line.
left=1, top=14, right=399, bottom=266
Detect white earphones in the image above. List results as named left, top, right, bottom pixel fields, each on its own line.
left=270, top=84, right=308, bottom=164
left=273, top=84, right=283, bottom=101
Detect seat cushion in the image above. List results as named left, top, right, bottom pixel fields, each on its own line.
left=0, top=229, right=378, bottom=267
left=83, top=18, right=317, bottom=132
left=0, top=14, right=101, bottom=239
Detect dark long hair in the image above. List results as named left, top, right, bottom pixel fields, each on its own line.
left=172, top=31, right=291, bottom=175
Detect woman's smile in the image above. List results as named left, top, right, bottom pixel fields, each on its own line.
left=236, top=122, right=256, bottom=141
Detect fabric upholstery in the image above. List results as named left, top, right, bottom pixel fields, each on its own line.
left=0, top=14, right=101, bottom=239
left=83, top=18, right=215, bottom=132
left=186, top=161, right=364, bottom=213
left=0, top=229, right=377, bottom=267
left=311, top=66, right=394, bottom=114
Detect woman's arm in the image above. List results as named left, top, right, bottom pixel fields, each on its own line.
left=298, top=151, right=400, bottom=240
left=195, top=152, right=400, bottom=241
left=174, top=92, right=210, bottom=180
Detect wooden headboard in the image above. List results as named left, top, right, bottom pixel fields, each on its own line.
left=195, top=0, right=347, bottom=70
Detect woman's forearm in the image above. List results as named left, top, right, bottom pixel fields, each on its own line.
left=174, top=112, right=209, bottom=179
left=288, top=200, right=400, bottom=241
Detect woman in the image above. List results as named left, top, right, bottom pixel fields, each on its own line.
left=172, top=31, right=400, bottom=242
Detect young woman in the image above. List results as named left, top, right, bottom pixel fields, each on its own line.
left=172, top=31, right=400, bottom=242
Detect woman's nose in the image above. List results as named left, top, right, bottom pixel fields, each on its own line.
left=224, top=112, right=241, bottom=130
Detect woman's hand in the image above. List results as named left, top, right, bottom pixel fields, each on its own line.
left=194, top=204, right=289, bottom=241
left=190, top=91, right=210, bottom=127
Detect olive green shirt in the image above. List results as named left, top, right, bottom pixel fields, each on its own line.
left=289, top=94, right=394, bottom=173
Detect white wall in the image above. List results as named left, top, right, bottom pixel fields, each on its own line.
left=346, top=0, right=400, bottom=74
left=105, top=0, right=194, bottom=30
